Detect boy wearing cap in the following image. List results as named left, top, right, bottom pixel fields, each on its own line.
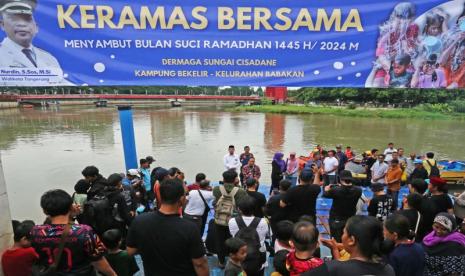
left=367, top=183, right=394, bottom=221
left=0, top=0, right=66, bottom=74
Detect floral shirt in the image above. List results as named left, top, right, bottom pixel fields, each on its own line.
left=31, top=223, right=104, bottom=275
left=241, top=164, right=261, bottom=183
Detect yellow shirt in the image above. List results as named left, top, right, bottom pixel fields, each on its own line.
left=422, top=159, right=436, bottom=175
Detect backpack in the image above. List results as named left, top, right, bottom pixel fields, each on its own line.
left=214, top=186, right=239, bottom=226
left=82, top=194, right=114, bottom=234
left=234, top=216, right=266, bottom=274
left=426, top=160, right=440, bottom=177
left=121, top=186, right=133, bottom=208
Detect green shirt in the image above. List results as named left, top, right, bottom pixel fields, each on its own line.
left=105, top=250, right=139, bottom=276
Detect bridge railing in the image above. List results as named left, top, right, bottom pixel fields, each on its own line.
left=0, top=94, right=261, bottom=101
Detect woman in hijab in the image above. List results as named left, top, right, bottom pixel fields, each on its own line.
left=422, top=212, right=465, bottom=276
left=271, top=152, right=286, bottom=195
left=285, top=152, right=299, bottom=187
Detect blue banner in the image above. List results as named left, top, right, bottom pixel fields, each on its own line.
left=0, top=0, right=464, bottom=88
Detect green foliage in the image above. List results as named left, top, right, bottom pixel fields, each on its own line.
left=231, top=105, right=465, bottom=120
left=295, top=88, right=465, bottom=107
left=416, top=103, right=453, bottom=113
left=346, top=103, right=357, bottom=109
left=449, top=100, right=465, bottom=113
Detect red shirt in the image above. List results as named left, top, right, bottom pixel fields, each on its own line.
left=1, top=247, right=39, bottom=276
left=187, top=183, right=200, bottom=191
left=286, top=251, right=323, bottom=276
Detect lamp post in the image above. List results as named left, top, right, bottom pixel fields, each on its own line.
left=117, top=106, right=138, bottom=171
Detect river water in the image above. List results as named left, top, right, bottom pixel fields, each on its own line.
left=1, top=105, right=465, bottom=222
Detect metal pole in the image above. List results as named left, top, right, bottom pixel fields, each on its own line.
left=117, top=106, right=138, bottom=171
left=0, top=152, right=13, bottom=276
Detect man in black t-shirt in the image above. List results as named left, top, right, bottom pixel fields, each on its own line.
left=266, top=179, right=292, bottom=235
left=127, top=178, right=209, bottom=276
left=323, top=170, right=362, bottom=242
left=368, top=182, right=395, bottom=222
left=427, top=177, right=454, bottom=217
left=245, top=178, right=266, bottom=217
left=280, top=169, right=321, bottom=223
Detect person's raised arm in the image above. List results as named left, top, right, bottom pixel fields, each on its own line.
left=91, top=258, right=117, bottom=276
left=192, top=256, right=209, bottom=276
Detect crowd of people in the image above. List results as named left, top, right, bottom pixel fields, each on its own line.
left=1, top=143, right=465, bottom=276
left=366, top=2, right=465, bottom=88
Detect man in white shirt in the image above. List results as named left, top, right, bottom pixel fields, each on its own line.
left=184, top=180, right=214, bottom=236
left=0, top=0, right=72, bottom=85
left=384, top=142, right=397, bottom=162
left=224, top=145, right=241, bottom=171
left=323, top=150, right=339, bottom=185
left=228, top=195, right=270, bottom=274
left=371, top=154, right=389, bottom=184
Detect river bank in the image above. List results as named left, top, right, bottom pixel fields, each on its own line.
left=231, top=104, right=465, bottom=120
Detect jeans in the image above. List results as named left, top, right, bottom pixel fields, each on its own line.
left=214, top=223, right=232, bottom=265
left=286, top=175, right=298, bottom=187
left=324, top=175, right=337, bottom=186
left=387, top=189, right=399, bottom=210
left=329, top=217, right=347, bottom=243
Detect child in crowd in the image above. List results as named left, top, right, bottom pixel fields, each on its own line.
left=1, top=221, right=38, bottom=276
left=389, top=54, right=414, bottom=87
left=101, top=229, right=139, bottom=276
left=423, top=10, right=448, bottom=38
left=224, top=237, right=247, bottom=276
left=320, top=238, right=351, bottom=261
left=274, top=220, right=294, bottom=253
left=73, top=179, right=89, bottom=207
left=272, top=250, right=290, bottom=276
left=286, top=221, right=323, bottom=276
left=412, top=54, right=446, bottom=88
left=368, top=182, right=395, bottom=221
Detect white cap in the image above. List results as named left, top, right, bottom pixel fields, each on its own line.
left=127, top=169, right=140, bottom=177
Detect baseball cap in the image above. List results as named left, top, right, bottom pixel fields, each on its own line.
left=300, top=169, right=313, bottom=182
left=339, top=170, right=353, bottom=182
left=146, top=156, right=155, bottom=163
left=336, top=144, right=342, bottom=149
left=0, top=0, right=36, bottom=14
left=127, top=169, right=140, bottom=177
left=370, top=182, right=384, bottom=192
left=430, top=177, right=447, bottom=186
left=413, top=159, right=423, bottom=164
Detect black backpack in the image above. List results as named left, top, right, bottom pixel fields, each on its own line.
left=82, top=194, right=114, bottom=234
left=234, top=216, right=266, bottom=274
left=121, top=186, right=133, bottom=208
left=426, top=160, right=440, bottom=177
